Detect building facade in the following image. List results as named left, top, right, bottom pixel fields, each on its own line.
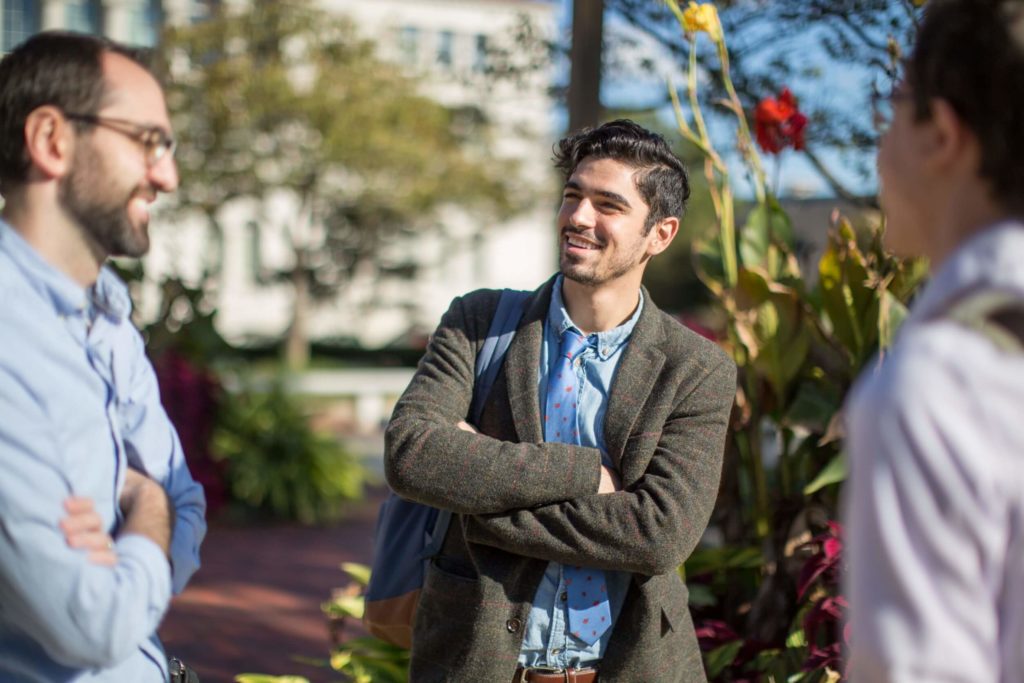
left=3, top=0, right=559, bottom=350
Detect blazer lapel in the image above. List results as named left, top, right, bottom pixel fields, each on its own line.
left=503, top=278, right=555, bottom=443
left=603, top=291, right=667, bottom=469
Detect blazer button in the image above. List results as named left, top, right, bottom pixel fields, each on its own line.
left=506, top=618, right=522, bottom=633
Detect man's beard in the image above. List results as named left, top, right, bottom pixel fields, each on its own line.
left=58, top=143, right=150, bottom=259
left=559, top=230, right=647, bottom=287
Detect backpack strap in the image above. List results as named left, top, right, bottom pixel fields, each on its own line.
left=470, top=289, right=532, bottom=424
left=946, top=290, right=1024, bottom=353
left=423, top=288, right=531, bottom=559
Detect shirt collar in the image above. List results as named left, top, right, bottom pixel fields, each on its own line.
left=0, top=219, right=131, bottom=322
left=548, top=274, right=643, bottom=358
left=909, top=220, right=1024, bottom=323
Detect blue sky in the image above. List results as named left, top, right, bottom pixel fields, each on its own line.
left=552, top=0, right=884, bottom=200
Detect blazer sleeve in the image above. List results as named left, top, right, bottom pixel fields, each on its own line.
left=385, top=293, right=603, bottom=514
left=462, top=354, right=736, bottom=576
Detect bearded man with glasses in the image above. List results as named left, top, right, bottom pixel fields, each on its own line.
left=0, top=31, right=206, bottom=682
left=844, top=1, right=1024, bottom=681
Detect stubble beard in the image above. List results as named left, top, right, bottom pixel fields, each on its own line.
left=58, top=142, right=150, bottom=260
left=559, top=232, right=646, bottom=287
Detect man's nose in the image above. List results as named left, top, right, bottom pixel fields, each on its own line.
left=569, top=198, right=596, bottom=227
left=148, top=154, right=178, bottom=193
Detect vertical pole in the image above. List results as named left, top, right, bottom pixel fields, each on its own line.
left=567, top=0, right=604, bottom=133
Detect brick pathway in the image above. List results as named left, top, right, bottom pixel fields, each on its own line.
left=159, top=487, right=387, bottom=683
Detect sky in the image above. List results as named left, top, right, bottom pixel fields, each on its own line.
left=552, top=0, right=887, bottom=200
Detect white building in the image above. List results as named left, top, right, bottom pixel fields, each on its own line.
left=2, top=0, right=559, bottom=349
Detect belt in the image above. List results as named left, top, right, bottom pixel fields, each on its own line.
left=512, top=666, right=598, bottom=683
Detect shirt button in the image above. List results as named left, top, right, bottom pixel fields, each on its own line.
left=560, top=592, right=568, bottom=602
left=551, top=648, right=562, bottom=655
left=506, top=618, right=521, bottom=633
left=602, top=347, right=610, bottom=356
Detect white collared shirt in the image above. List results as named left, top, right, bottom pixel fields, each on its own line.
left=844, top=222, right=1024, bottom=682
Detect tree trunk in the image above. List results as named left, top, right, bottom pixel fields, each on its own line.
left=284, top=264, right=311, bottom=372
left=568, top=0, right=604, bottom=133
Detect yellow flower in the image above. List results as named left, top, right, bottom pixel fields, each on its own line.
left=681, top=2, right=722, bottom=42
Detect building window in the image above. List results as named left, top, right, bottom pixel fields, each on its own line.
left=436, top=30, right=453, bottom=69
left=65, top=0, right=102, bottom=34
left=2, top=0, right=39, bottom=53
left=127, top=0, right=163, bottom=47
left=473, top=34, right=487, bottom=73
left=398, top=26, right=418, bottom=66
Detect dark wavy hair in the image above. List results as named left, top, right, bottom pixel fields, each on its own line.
left=908, top=0, right=1024, bottom=213
left=553, top=119, right=691, bottom=234
left=0, top=31, right=151, bottom=189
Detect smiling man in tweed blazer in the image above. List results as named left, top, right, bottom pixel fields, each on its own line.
left=385, top=120, right=736, bottom=683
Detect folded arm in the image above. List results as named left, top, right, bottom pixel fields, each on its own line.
left=463, top=357, right=736, bottom=575
left=118, top=331, right=206, bottom=594
left=0, top=382, right=172, bottom=669
left=385, top=293, right=602, bottom=514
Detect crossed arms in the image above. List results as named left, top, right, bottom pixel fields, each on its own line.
left=0, top=329, right=205, bottom=668
left=385, top=293, right=736, bottom=576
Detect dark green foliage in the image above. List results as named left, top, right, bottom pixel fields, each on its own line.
left=212, top=384, right=366, bottom=524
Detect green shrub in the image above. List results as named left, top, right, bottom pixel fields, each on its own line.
left=212, top=383, right=366, bottom=524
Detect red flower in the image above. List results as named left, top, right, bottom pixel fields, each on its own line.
left=754, top=87, right=808, bottom=154
left=797, top=520, right=844, bottom=599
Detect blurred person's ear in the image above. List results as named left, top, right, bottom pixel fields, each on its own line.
left=24, top=105, right=73, bottom=181
left=922, top=97, right=982, bottom=180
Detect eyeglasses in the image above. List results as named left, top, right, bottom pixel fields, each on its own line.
left=870, top=81, right=911, bottom=136
left=63, top=112, right=176, bottom=166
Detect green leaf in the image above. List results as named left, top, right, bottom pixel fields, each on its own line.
left=739, top=198, right=795, bottom=276
left=341, top=562, right=372, bottom=587
left=784, top=381, right=840, bottom=433
left=740, top=204, right=772, bottom=269
left=878, top=289, right=910, bottom=350
left=694, top=235, right=726, bottom=295
left=687, top=582, right=717, bottom=607
left=684, top=545, right=764, bottom=577
left=705, top=640, right=743, bottom=678
left=786, top=626, right=808, bottom=648
left=322, top=594, right=364, bottom=619
left=735, top=267, right=772, bottom=308
left=748, top=290, right=811, bottom=403
left=803, top=452, right=847, bottom=495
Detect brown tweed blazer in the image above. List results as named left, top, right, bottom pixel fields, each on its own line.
left=385, top=276, right=736, bottom=682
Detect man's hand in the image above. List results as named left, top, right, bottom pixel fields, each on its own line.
left=119, top=468, right=172, bottom=559
left=60, top=497, right=117, bottom=566
left=598, top=465, right=622, bottom=494
left=457, top=420, right=480, bottom=434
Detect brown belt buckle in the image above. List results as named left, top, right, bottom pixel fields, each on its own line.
left=521, top=666, right=593, bottom=683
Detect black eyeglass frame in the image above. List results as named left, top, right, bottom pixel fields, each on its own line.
left=63, top=112, right=176, bottom=165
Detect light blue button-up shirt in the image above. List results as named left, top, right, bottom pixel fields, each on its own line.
left=518, top=275, right=641, bottom=668
left=0, top=221, right=206, bottom=681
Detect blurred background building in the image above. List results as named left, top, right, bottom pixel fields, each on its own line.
left=1, top=0, right=559, bottom=351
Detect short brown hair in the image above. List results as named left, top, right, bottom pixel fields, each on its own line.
left=0, top=31, right=152, bottom=189
left=908, top=0, right=1024, bottom=213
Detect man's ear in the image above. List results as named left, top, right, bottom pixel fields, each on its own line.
left=23, top=106, right=74, bottom=180
left=646, top=216, right=680, bottom=257
left=923, top=98, right=979, bottom=176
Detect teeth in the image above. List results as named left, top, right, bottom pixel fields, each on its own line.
left=567, top=235, right=598, bottom=250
